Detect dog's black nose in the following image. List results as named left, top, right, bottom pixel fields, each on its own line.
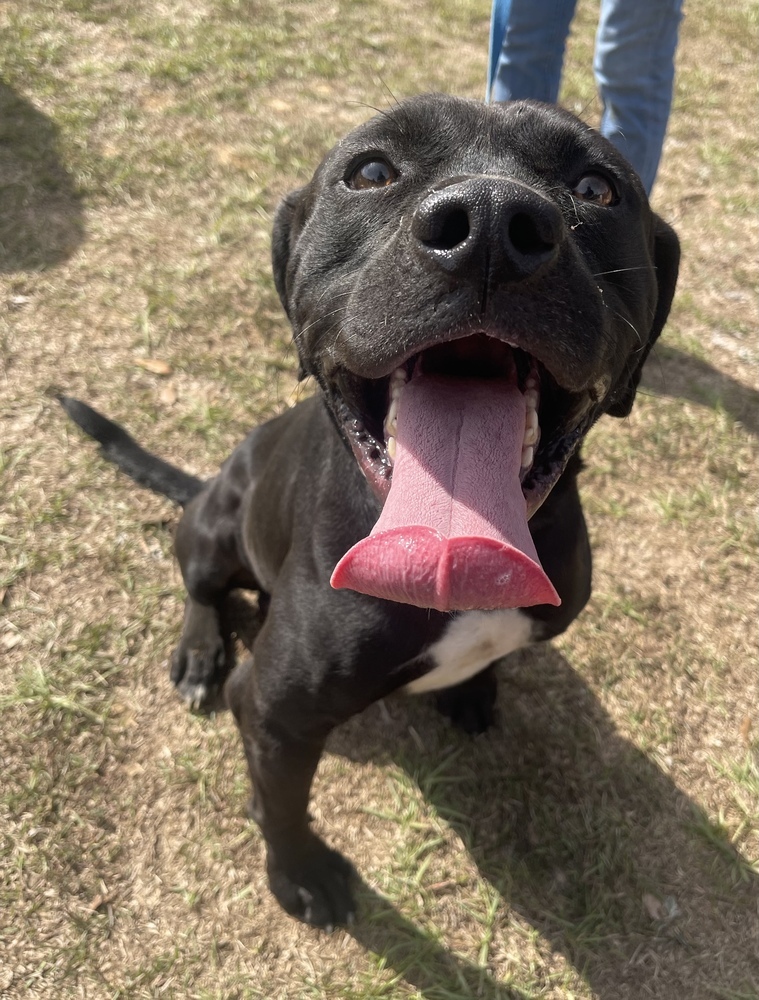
left=411, top=177, right=564, bottom=281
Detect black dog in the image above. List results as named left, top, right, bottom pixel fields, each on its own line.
left=62, top=95, right=679, bottom=929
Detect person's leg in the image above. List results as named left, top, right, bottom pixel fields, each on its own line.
left=594, top=0, right=683, bottom=193
left=490, top=0, right=578, bottom=104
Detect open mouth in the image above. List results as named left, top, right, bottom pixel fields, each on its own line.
left=328, top=333, right=594, bottom=613
left=332, top=334, right=592, bottom=510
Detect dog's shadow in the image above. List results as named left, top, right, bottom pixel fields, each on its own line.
left=224, top=599, right=757, bottom=998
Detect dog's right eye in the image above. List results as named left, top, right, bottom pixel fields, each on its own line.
left=571, top=173, right=616, bottom=206
left=346, top=158, right=399, bottom=190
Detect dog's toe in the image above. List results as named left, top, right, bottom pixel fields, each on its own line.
left=446, top=699, right=495, bottom=734
left=182, top=681, right=210, bottom=711
left=171, top=635, right=227, bottom=711
left=435, top=669, right=498, bottom=734
left=267, top=840, right=355, bottom=929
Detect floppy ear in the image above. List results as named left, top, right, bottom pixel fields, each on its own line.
left=606, top=215, right=680, bottom=418
left=271, top=186, right=305, bottom=317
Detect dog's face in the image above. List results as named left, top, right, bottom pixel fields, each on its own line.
left=271, top=95, right=679, bottom=609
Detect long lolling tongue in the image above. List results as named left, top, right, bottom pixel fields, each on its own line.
left=331, top=375, right=560, bottom=611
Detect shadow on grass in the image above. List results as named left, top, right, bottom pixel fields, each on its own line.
left=642, top=344, right=759, bottom=436
left=327, top=644, right=759, bottom=999
left=0, top=81, right=84, bottom=272
left=219, top=592, right=757, bottom=996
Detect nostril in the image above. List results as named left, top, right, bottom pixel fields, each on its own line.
left=423, top=208, right=470, bottom=251
left=508, top=212, right=555, bottom=257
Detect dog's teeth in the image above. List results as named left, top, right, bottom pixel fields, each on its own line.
left=384, top=369, right=407, bottom=456
left=384, top=397, right=399, bottom=438
left=522, top=402, right=539, bottom=448
left=525, top=377, right=537, bottom=390
left=521, top=445, right=534, bottom=469
left=524, top=388, right=539, bottom=411
left=390, top=367, right=408, bottom=394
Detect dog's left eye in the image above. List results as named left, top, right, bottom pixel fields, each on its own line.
left=347, top=158, right=399, bottom=190
left=571, top=173, right=616, bottom=206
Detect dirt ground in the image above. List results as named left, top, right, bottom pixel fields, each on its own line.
left=1, top=1, right=757, bottom=998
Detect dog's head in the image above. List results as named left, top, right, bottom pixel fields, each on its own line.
left=271, top=95, right=679, bottom=610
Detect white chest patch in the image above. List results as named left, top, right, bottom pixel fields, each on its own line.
left=405, top=609, right=534, bottom=694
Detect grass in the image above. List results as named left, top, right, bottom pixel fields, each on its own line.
left=1, top=0, right=758, bottom=998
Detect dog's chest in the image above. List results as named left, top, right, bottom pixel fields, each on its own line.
left=405, top=609, right=533, bottom=694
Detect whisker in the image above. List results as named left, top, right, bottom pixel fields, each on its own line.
left=612, top=310, right=644, bottom=347
left=593, top=266, right=650, bottom=277
left=314, top=285, right=353, bottom=308
left=295, top=305, right=348, bottom=341
left=345, top=100, right=394, bottom=119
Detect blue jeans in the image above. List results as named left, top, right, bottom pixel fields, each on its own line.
left=487, top=0, right=683, bottom=193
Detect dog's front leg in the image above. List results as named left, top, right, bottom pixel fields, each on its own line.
left=171, top=475, right=259, bottom=709
left=225, top=651, right=355, bottom=929
left=169, top=596, right=228, bottom=709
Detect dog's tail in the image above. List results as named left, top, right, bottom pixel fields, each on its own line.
left=59, top=395, right=205, bottom=507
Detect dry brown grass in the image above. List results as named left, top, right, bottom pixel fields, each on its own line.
left=1, top=1, right=757, bottom=998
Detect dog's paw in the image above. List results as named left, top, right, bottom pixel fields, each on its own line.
left=170, top=634, right=227, bottom=711
left=435, top=671, right=497, bottom=735
left=437, top=695, right=495, bottom=734
left=267, top=839, right=355, bottom=930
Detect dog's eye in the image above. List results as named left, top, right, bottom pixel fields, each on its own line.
left=571, top=173, right=616, bottom=206
left=347, top=158, right=399, bottom=190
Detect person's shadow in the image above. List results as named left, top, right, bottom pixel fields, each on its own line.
left=224, top=599, right=758, bottom=998
left=643, top=343, right=758, bottom=436
left=335, top=649, right=758, bottom=998
left=0, top=81, right=84, bottom=272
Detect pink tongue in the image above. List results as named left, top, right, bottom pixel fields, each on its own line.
left=331, top=375, right=560, bottom=611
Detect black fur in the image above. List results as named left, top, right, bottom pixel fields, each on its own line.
left=63, top=95, right=679, bottom=929
left=59, top=395, right=204, bottom=506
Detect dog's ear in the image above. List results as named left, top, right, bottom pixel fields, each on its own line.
left=271, top=187, right=306, bottom=317
left=606, top=215, right=680, bottom=418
